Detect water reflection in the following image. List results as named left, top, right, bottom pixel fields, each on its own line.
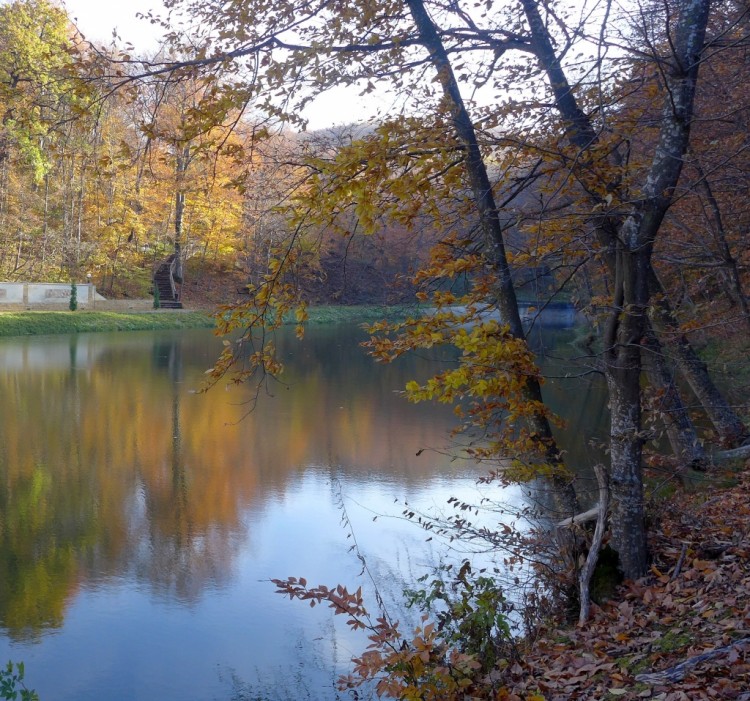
left=0, top=324, right=608, bottom=699
left=0, top=327, right=468, bottom=639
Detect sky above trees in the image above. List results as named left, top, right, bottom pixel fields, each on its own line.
left=61, top=0, right=384, bottom=129
left=62, top=0, right=164, bottom=48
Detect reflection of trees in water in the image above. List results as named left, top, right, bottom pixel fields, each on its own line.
left=0, top=335, right=247, bottom=637
left=131, top=515, right=237, bottom=603
left=0, top=464, right=89, bottom=641
left=0, top=325, right=606, bottom=639
left=134, top=339, right=237, bottom=602
left=0, top=336, right=97, bottom=640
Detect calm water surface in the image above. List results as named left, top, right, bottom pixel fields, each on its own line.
left=0, top=323, right=607, bottom=700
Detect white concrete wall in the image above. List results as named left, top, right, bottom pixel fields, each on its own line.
left=28, top=283, right=69, bottom=304
left=0, top=283, right=104, bottom=307
left=0, top=283, right=24, bottom=303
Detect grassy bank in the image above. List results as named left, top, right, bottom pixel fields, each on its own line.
left=0, top=305, right=419, bottom=338
left=299, top=303, right=420, bottom=325
left=0, top=310, right=215, bottom=337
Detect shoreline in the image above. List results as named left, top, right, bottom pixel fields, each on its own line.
left=0, top=304, right=423, bottom=338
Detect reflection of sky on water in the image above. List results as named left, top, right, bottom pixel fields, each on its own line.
left=3, top=471, right=506, bottom=701
left=0, top=325, right=608, bottom=700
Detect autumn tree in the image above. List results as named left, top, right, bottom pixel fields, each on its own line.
left=0, top=0, right=72, bottom=178
left=0, top=2, right=149, bottom=285
left=145, top=1, right=578, bottom=511
left=0, top=0, right=257, bottom=293
left=0, top=0, right=80, bottom=277
left=122, top=62, right=266, bottom=297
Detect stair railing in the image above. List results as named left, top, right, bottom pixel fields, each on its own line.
left=168, top=255, right=179, bottom=301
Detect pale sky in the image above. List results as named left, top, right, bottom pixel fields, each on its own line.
left=63, top=0, right=166, bottom=49
left=62, top=0, right=384, bottom=129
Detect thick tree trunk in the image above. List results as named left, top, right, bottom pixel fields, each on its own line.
left=405, top=0, right=577, bottom=516
left=606, top=361, right=648, bottom=579
left=174, top=189, right=185, bottom=279
left=519, top=0, right=746, bottom=462
left=603, top=247, right=650, bottom=580
left=521, top=0, right=713, bottom=577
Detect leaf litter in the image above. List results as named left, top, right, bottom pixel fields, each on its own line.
left=503, top=468, right=750, bottom=700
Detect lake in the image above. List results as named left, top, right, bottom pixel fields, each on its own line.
left=0, top=322, right=607, bottom=700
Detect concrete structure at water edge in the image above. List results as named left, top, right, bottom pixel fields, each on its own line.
left=0, top=282, right=108, bottom=309
left=518, top=300, right=583, bottom=327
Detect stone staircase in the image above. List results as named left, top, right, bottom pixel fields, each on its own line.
left=153, top=255, right=183, bottom=309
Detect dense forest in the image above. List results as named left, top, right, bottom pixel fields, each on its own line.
left=0, top=0, right=441, bottom=306
left=1, top=0, right=750, bottom=697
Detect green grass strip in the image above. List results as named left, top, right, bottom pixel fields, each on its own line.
left=299, top=304, right=419, bottom=325
left=0, top=305, right=419, bottom=338
left=0, top=311, right=215, bottom=337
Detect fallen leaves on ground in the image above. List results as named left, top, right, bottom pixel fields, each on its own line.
left=506, top=468, right=750, bottom=700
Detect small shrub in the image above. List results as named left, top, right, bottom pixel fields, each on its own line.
left=69, top=282, right=77, bottom=312
left=404, top=560, right=516, bottom=673
left=274, top=562, right=517, bottom=700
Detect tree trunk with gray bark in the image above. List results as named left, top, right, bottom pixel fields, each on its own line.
left=522, top=0, right=712, bottom=578
left=405, top=0, right=578, bottom=518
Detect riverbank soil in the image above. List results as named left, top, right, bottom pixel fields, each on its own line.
left=508, top=465, right=750, bottom=700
